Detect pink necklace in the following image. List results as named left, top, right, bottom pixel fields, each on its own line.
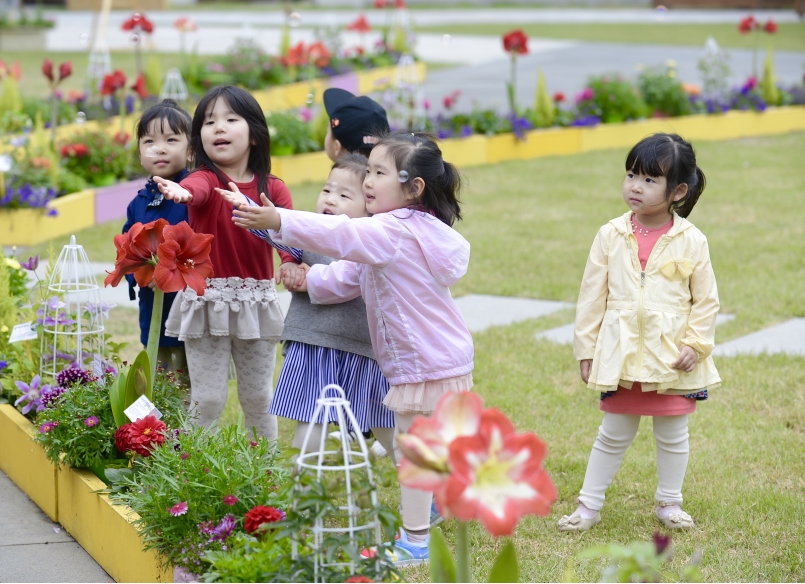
left=630, top=214, right=669, bottom=237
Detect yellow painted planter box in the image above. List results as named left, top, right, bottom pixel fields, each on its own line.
left=0, top=189, right=95, bottom=247
left=272, top=150, right=333, bottom=187
left=440, top=134, right=489, bottom=168
left=58, top=465, right=169, bottom=583
left=0, top=405, right=59, bottom=522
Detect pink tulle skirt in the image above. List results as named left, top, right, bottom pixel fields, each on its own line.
left=382, top=373, right=473, bottom=414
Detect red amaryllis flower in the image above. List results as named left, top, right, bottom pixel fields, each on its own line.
left=395, top=0, right=406, bottom=7
left=502, top=29, right=528, bottom=55
left=282, top=42, right=308, bottom=67
left=100, top=69, right=127, bottom=96
left=42, top=59, right=54, bottom=82
left=764, top=19, right=777, bottom=33
left=440, top=408, right=556, bottom=536
left=308, top=41, right=332, bottom=68
left=553, top=91, right=565, bottom=103
left=154, top=221, right=215, bottom=295
left=173, top=16, right=197, bottom=32
left=122, top=12, right=154, bottom=34
left=244, top=506, right=285, bottom=534
left=105, top=219, right=169, bottom=288
left=373, top=0, right=386, bottom=7
left=738, top=15, right=757, bottom=34
left=114, top=415, right=167, bottom=456
left=60, top=143, right=89, bottom=158
left=347, top=15, right=371, bottom=33
left=58, top=62, right=72, bottom=82
left=131, top=73, right=148, bottom=99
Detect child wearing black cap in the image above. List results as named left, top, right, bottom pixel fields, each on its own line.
left=323, top=88, right=390, bottom=161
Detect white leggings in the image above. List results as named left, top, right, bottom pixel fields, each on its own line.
left=185, top=336, right=278, bottom=440
left=578, top=413, right=690, bottom=511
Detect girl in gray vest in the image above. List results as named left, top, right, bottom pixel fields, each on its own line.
left=219, top=154, right=396, bottom=456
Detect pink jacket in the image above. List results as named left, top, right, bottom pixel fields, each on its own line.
left=273, top=208, right=474, bottom=386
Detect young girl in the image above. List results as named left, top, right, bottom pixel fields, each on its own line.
left=123, top=99, right=192, bottom=374
left=227, top=132, right=473, bottom=564
left=560, top=133, right=721, bottom=532
left=153, top=85, right=300, bottom=440
left=217, top=153, right=396, bottom=457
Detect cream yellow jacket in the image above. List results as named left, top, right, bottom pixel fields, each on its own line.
left=573, top=211, right=721, bottom=394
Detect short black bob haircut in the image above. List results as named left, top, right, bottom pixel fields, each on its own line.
left=135, top=99, right=193, bottom=143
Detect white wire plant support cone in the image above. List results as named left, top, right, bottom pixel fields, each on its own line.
left=40, top=235, right=106, bottom=379
left=160, top=68, right=189, bottom=102
left=293, top=384, right=382, bottom=583
left=391, top=53, right=426, bottom=132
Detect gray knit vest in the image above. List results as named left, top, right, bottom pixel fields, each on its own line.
left=281, top=250, right=375, bottom=359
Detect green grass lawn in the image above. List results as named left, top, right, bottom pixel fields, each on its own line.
left=417, top=22, right=805, bottom=52
left=33, top=131, right=805, bottom=581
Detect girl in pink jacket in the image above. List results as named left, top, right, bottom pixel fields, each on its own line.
left=223, top=132, right=474, bottom=566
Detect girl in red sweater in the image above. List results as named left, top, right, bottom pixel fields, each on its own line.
left=154, top=86, right=298, bottom=440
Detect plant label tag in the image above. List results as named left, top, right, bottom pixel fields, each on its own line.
left=9, top=322, right=38, bottom=344
left=92, top=356, right=107, bottom=386
left=124, top=395, right=163, bottom=422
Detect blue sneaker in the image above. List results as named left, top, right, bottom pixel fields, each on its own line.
left=430, top=501, right=443, bottom=527
left=361, top=529, right=429, bottom=567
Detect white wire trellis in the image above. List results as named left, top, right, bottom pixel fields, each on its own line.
left=293, top=384, right=382, bottom=583
left=40, top=235, right=107, bottom=380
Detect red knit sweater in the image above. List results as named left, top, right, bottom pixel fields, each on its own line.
left=180, top=168, right=298, bottom=280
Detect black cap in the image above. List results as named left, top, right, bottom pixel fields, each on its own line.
left=323, top=88, right=390, bottom=153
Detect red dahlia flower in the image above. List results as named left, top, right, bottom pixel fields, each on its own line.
left=502, top=29, right=528, bottom=55
left=244, top=506, right=284, bottom=534
left=154, top=222, right=215, bottom=295
left=115, top=415, right=167, bottom=456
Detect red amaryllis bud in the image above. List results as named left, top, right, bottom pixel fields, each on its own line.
left=502, top=29, right=529, bottom=55
left=764, top=20, right=777, bottom=33
left=58, top=62, right=72, bottom=82
left=42, top=59, right=54, bottom=82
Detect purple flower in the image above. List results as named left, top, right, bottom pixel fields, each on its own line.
left=56, top=365, right=92, bottom=388
left=0, top=361, right=8, bottom=371
left=14, top=375, right=50, bottom=415
left=84, top=301, right=115, bottom=319
left=41, top=386, right=65, bottom=408
left=46, top=297, right=65, bottom=312
left=46, top=208, right=58, bottom=217
left=170, top=501, right=189, bottom=516
left=39, top=422, right=56, bottom=433
left=20, top=255, right=39, bottom=271
left=460, top=125, right=473, bottom=138
left=181, top=452, right=189, bottom=460
left=653, top=532, right=671, bottom=554
left=84, top=416, right=100, bottom=428
left=210, top=514, right=236, bottom=541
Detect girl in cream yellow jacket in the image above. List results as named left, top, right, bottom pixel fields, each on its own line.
left=559, top=133, right=721, bottom=533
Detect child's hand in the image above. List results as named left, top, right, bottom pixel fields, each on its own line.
left=215, top=182, right=249, bottom=207
left=232, top=192, right=281, bottom=231
left=293, top=263, right=310, bottom=293
left=277, top=262, right=309, bottom=291
left=153, top=176, right=192, bottom=203
left=672, top=345, right=698, bottom=373
left=580, top=359, right=592, bottom=384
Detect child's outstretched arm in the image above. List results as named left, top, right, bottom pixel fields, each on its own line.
left=573, top=229, right=609, bottom=382
left=677, top=239, right=720, bottom=367
left=304, top=260, right=362, bottom=305
left=154, top=176, right=193, bottom=203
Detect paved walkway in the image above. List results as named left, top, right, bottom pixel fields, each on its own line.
left=0, top=470, right=110, bottom=582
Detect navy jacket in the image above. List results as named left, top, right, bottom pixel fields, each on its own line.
left=123, top=170, right=189, bottom=348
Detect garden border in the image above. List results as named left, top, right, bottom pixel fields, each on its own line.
left=0, top=404, right=168, bottom=582
left=4, top=105, right=803, bottom=247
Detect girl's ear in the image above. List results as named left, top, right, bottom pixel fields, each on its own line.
left=672, top=183, right=688, bottom=202
left=410, top=176, right=426, bottom=200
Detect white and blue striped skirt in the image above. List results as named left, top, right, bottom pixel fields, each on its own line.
left=270, top=341, right=395, bottom=431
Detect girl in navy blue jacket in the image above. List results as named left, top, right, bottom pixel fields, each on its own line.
left=123, top=99, right=193, bottom=374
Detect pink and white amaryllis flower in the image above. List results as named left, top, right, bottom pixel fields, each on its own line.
left=440, top=409, right=556, bottom=536
left=397, top=391, right=484, bottom=491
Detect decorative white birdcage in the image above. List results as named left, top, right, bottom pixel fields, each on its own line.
left=160, top=68, right=189, bottom=102
left=293, top=384, right=382, bottom=583
left=391, top=53, right=426, bottom=132
left=40, top=235, right=107, bottom=380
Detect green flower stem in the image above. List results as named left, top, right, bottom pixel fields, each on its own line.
left=118, top=94, right=126, bottom=136
left=50, top=91, right=58, bottom=146
left=456, top=520, right=472, bottom=583
left=509, top=52, right=517, bottom=115
left=147, top=287, right=163, bottom=386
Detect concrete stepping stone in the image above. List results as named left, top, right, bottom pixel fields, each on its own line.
left=454, top=294, right=572, bottom=333
left=536, top=313, right=735, bottom=345
left=712, top=318, right=805, bottom=358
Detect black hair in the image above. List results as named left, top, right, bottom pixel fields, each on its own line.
left=373, top=132, right=463, bottom=226
left=625, top=133, right=706, bottom=218
left=135, top=99, right=192, bottom=143
left=331, top=152, right=368, bottom=181
left=190, top=85, right=272, bottom=197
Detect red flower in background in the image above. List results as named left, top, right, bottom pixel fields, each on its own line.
left=100, top=69, right=127, bottom=96
left=502, top=29, right=529, bottom=55
left=347, top=15, right=371, bottom=33
left=395, top=0, right=406, bottom=7
left=738, top=15, right=757, bottom=34
left=0, top=59, right=22, bottom=81
left=308, top=41, right=332, bottom=68
left=60, top=143, right=89, bottom=158
left=131, top=73, right=148, bottom=99
left=122, top=12, right=154, bottom=34
left=58, top=62, right=72, bottom=82
left=282, top=42, right=308, bottom=67
left=553, top=91, right=565, bottom=103
left=105, top=218, right=168, bottom=288
left=373, top=0, right=386, bottom=7
left=764, top=19, right=777, bottom=33
left=154, top=221, right=215, bottom=295
left=173, top=16, right=197, bottom=32
left=113, top=132, right=130, bottom=146
left=442, top=90, right=461, bottom=110
left=42, top=59, right=54, bottom=82
left=114, top=415, right=166, bottom=456
left=244, top=506, right=285, bottom=534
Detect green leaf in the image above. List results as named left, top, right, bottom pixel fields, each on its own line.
left=124, top=350, right=152, bottom=409
left=104, top=467, right=134, bottom=485
left=109, top=370, right=127, bottom=427
left=429, top=527, right=457, bottom=583
left=488, top=539, right=519, bottom=583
